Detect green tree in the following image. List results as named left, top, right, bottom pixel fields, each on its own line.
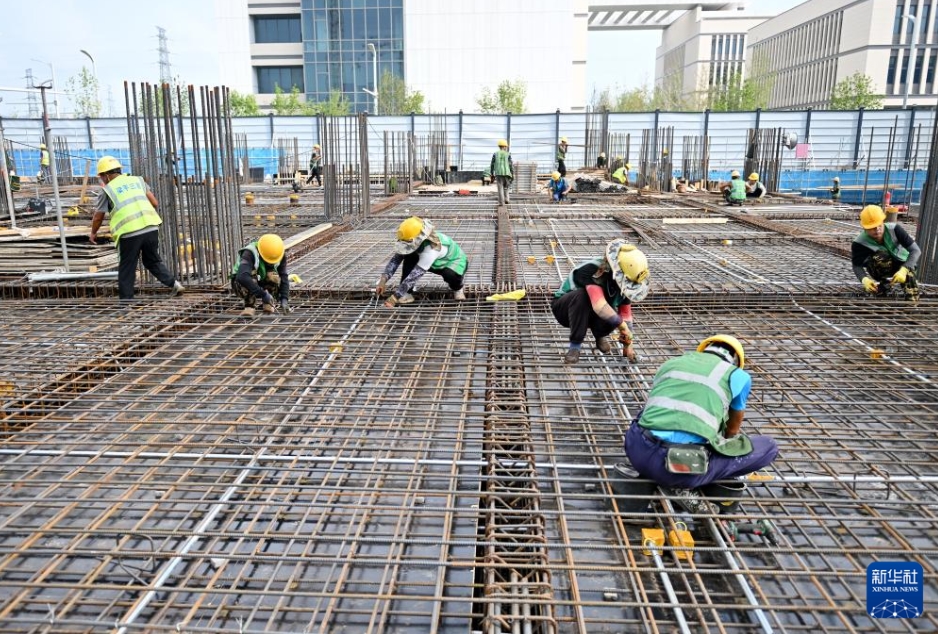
left=476, top=79, right=527, bottom=114
left=617, top=85, right=655, bottom=112
left=708, top=53, right=774, bottom=112
left=228, top=89, right=261, bottom=116
left=589, top=87, right=614, bottom=111
left=270, top=85, right=305, bottom=115
left=65, top=66, right=101, bottom=118
left=830, top=72, right=883, bottom=110
left=377, top=70, right=425, bottom=115
left=304, top=90, right=351, bottom=116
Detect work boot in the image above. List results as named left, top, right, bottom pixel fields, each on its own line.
left=170, top=280, right=185, bottom=297
left=239, top=306, right=256, bottom=318
left=564, top=348, right=580, bottom=365
left=453, top=288, right=466, bottom=301
left=397, top=293, right=415, bottom=305
left=663, top=487, right=720, bottom=515
left=596, top=336, right=613, bottom=354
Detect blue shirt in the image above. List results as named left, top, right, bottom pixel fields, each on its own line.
left=649, top=368, right=752, bottom=444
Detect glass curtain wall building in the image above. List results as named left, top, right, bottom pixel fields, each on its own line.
left=301, top=0, right=404, bottom=113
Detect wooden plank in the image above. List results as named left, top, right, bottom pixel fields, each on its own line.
left=662, top=217, right=729, bottom=225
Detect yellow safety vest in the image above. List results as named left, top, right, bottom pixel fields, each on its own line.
left=103, top=174, right=162, bottom=242
left=40, top=150, right=50, bottom=166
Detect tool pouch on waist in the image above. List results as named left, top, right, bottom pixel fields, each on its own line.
left=665, top=445, right=709, bottom=475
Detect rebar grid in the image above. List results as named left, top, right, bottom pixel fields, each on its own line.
left=1, top=196, right=937, bottom=632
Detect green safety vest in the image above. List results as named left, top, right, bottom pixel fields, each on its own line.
left=556, top=145, right=566, bottom=161
left=492, top=150, right=512, bottom=177
left=230, top=240, right=282, bottom=280
left=424, top=232, right=467, bottom=275
left=854, top=223, right=909, bottom=263
left=639, top=351, right=753, bottom=457
left=729, top=178, right=746, bottom=201
left=554, top=258, right=624, bottom=309
left=103, top=174, right=163, bottom=242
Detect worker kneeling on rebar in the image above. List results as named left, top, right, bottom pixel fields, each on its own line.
left=721, top=170, right=746, bottom=206
left=745, top=172, right=766, bottom=199
left=376, top=216, right=468, bottom=307
left=551, top=239, right=648, bottom=365
left=625, top=335, right=779, bottom=515
left=231, top=233, right=291, bottom=317
left=853, top=205, right=921, bottom=302
left=548, top=171, right=571, bottom=203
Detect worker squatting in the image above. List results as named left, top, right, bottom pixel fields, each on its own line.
left=86, top=147, right=924, bottom=518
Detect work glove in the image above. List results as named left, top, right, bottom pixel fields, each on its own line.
left=384, top=294, right=399, bottom=308
left=280, top=299, right=293, bottom=314
left=289, top=273, right=303, bottom=284
left=375, top=274, right=389, bottom=296
left=485, top=289, right=526, bottom=302
left=261, top=290, right=276, bottom=313
left=265, top=271, right=281, bottom=286
left=617, top=324, right=634, bottom=346
left=891, top=266, right=909, bottom=285
left=862, top=277, right=879, bottom=294
left=623, top=344, right=637, bottom=363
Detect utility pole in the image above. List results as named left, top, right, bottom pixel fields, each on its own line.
left=157, top=27, right=172, bottom=83
left=363, top=42, right=378, bottom=114
left=25, top=69, right=39, bottom=117
left=38, top=82, right=69, bottom=272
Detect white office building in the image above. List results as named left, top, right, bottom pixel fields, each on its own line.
left=217, top=1, right=745, bottom=113
left=747, top=0, right=938, bottom=110
left=654, top=7, right=769, bottom=106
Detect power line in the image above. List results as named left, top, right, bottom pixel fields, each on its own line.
left=157, top=26, right=172, bottom=84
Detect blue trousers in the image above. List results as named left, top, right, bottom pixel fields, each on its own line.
left=624, top=420, right=778, bottom=489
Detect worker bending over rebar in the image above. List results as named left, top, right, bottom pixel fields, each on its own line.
left=551, top=239, right=648, bottom=364
left=624, top=335, right=779, bottom=515
left=376, top=216, right=468, bottom=307
left=853, top=205, right=921, bottom=301
left=231, top=233, right=292, bottom=317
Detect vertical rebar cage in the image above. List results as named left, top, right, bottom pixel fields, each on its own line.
left=123, top=81, right=243, bottom=286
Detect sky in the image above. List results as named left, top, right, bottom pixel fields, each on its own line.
left=0, top=0, right=806, bottom=118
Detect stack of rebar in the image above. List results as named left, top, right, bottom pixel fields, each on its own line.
left=124, top=81, right=243, bottom=285
left=277, top=137, right=300, bottom=183
left=638, top=126, right=674, bottom=192
left=744, top=127, right=782, bottom=193
left=584, top=109, right=608, bottom=169
left=51, top=137, right=72, bottom=183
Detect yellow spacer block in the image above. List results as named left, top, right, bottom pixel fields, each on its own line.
left=870, top=349, right=885, bottom=359
left=668, top=522, right=694, bottom=560
left=527, top=256, right=536, bottom=264
left=641, top=528, right=665, bottom=555
left=545, top=255, right=555, bottom=264
left=329, top=343, right=343, bottom=354
left=722, top=239, right=733, bottom=246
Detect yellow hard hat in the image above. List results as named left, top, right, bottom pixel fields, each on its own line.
left=39, top=143, right=46, bottom=150
left=617, top=244, right=648, bottom=284
left=748, top=172, right=759, bottom=181
left=313, top=144, right=321, bottom=149
left=551, top=171, right=561, bottom=181
left=859, top=205, right=886, bottom=230
left=730, top=170, right=740, bottom=178
left=560, top=137, right=568, bottom=143
left=257, top=233, right=284, bottom=264
left=96, top=156, right=122, bottom=175
left=497, top=139, right=508, bottom=148
left=625, top=163, right=632, bottom=170
left=662, top=148, right=669, bottom=155
left=397, top=216, right=425, bottom=242
left=833, top=176, right=840, bottom=182
left=697, top=334, right=745, bottom=369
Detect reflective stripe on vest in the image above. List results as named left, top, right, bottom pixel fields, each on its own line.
left=428, top=232, right=467, bottom=275
left=854, top=223, right=909, bottom=262
left=639, top=352, right=735, bottom=442
left=103, top=174, right=162, bottom=241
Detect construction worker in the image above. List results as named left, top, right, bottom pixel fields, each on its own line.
left=722, top=170, right=746, bottom=206
left=624, top=335, right=779, bottom=515
left=89, top=156, right=185, bottom=301
left=611, top=162, right=631, bottom=185
left=306, top=144, right=322, bottom=186
left=490, top=139, right=513, bottom=206
left=556, top=137, right=569, bottom=177
left=852, top=205, right=921, bottom=301
left=596, top=151, right=606, bottom=169
left=548, top=171, right=571, bottom=202
left=830, top=176, right=841, bottom=202
left=745, top=172, right=767, bottom=199
left=38, top=143, right=50, bottom=183
left=231, top=233, right=291, bottom=317
left=551, top=239, right=649, bottom=365
left=376, top=216, right=468, bottom=306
